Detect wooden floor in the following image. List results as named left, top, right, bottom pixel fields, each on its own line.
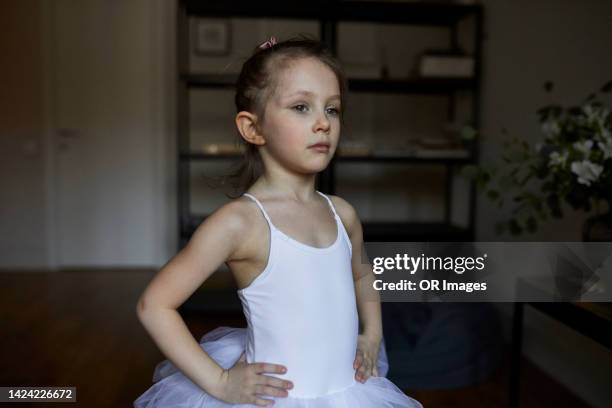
left=0, top=270, right=589, bottom=408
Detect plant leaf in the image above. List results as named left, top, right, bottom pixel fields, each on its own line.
left=487, top=189, right=500, bottom=200
left=509, top=219, right=523, bottom=235
left=460, top=126, right=477, bottom=141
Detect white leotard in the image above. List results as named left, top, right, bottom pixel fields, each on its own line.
left=134, top=191, right=423, bottom=407
left=239, top=191, right=358, bottom=398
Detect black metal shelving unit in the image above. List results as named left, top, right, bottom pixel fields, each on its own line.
left=177, top=0, right=483, bottom=248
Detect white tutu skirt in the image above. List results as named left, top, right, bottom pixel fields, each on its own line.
left=134, top=327, right=423, bottom=408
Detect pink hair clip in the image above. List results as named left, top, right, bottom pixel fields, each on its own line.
left=258, top=36, right=278, bottom=50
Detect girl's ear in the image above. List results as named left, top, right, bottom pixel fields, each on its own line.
left=235, top=111, right=266, bottom=146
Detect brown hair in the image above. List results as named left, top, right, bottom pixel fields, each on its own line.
left=210, top=34, right=348, bottom=199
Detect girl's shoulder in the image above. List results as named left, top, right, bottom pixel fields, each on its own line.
left=199, top=196, right=266, bottom=242
left=174, top=197, right=266, bottom=276
left=325, top=194, right=361, bottom=238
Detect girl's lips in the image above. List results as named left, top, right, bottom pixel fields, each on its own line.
left=309, top=144, right=330, bottom=152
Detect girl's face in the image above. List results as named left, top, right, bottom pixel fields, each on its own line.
left=259, top=57, right=341, bottom=175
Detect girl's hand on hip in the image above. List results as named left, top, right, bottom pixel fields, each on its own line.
left=212, top=352, right=293, bottom=406
left=353, top=334, right=381, bottom=383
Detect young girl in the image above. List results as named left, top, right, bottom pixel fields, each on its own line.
left=134, top=35, right=423, bottom=408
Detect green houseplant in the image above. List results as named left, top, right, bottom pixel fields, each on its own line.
left=462, top=80, right=612, bottom=239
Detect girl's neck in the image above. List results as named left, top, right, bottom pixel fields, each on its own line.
left=250, top=173, right=318, bottom=202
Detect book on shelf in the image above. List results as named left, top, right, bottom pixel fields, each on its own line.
left=338, top=137, right=470, bottom=159
left=337, top=142, right=372, bottom=156
left=418, top=49, right=474, bottom=78
left=201, top=143, right=244, bottom=155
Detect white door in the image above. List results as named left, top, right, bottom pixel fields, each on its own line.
left=49, top=0, right=166, bottom=267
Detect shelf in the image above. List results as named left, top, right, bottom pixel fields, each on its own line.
left=178, top=0, right=483, bottom=249
left=181, top=215, right=472, bottom=242
left=182, top=73, right=475, bottom=94
left=184, top=0, right=481, bottom=26
left=349, top=77, right=475, bottom=94
left=335, top=152, right=473, bottom=164
left=180, top=152, right=475, bottom=164
left=336, top=1, right=481, bottom=25
left=182, top=73, right=236, bottom=89
left=181, top=152, right=243, bottom=160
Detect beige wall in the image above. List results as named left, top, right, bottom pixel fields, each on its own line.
left=0, top=0, right=47, bottom=267
left=0, top=0, right=175, bottom=269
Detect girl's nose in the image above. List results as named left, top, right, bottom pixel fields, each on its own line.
left=314, top=112, right=331, bottom=133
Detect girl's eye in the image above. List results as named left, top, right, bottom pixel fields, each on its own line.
left=293, top=104, right=340, bottom=116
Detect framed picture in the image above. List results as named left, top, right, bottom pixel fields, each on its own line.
left=193, top=18, right=231, bottom=56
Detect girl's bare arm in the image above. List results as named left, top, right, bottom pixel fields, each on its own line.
left=332, top=196, right=383, bottom=383
left=346, top=208, right=383, bottom=343
left=332, top=196, right=383, bottom=341
left=136, top=201, right=249, bottom=397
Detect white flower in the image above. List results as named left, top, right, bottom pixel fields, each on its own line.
left=582, top=104, right=596, bottom=119
left=582, top=104, right=599, bottom=126
left=570, top=160, right=603, bottom=186
left=548, top=150, right=568, bottom=167
left=541, top=119, right=560, bottom=138
left=573, top=139, right=594, bottom=156
left=535, top=142, right=542, bottom=153
left=583, top=104, right=611, bottom=128
left=597, top=136, right=612, bottom=160
left=597, top=122, right=611, bottom=140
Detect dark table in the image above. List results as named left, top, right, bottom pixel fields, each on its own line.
left=509, top=301, right=612, bottom=407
